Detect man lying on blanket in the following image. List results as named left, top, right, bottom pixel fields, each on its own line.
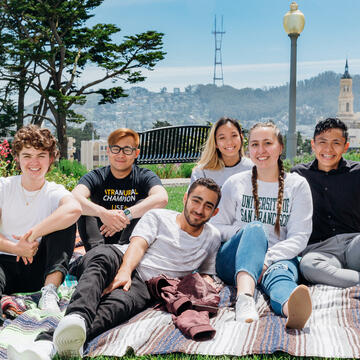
left=8, top=177, right=222, bottom=360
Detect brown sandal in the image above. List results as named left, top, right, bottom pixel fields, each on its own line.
left=285, top=285, right=312, bottom=329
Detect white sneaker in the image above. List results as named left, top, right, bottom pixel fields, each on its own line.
left=7, top=340, right=56, bottom=360
left=54, top=314, right=86, bottom=358
left=235, top=293, right=259, bottom=323
left=39, top=284, right=60, bottom=313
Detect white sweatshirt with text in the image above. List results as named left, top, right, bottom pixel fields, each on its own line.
left=211, top=170, right=313, bottom=267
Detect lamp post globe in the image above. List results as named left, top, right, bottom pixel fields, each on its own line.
left=283, top=2, right=305, bottom=161
left=283, top=2, right=305, bottom=35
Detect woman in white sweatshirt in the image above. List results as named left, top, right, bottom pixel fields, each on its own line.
left=212, top=122, right=313, bottom=329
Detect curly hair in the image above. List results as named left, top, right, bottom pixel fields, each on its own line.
left=12, top=125, right=59, bottom=160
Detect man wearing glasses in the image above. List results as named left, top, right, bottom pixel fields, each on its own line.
left=72, top=128, right=168, bottom=251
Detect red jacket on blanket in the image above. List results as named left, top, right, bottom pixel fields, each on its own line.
left=146, top=272, right=220, bottom=341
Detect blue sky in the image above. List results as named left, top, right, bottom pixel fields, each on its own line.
left=84, top=0, right=360, bottom=92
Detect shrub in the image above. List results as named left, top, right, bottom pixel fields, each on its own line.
left=0, top=140, right=19, bottom=177
left=56, top=159, right=87, bottom=178
left=46, top=167, right=78, bottom=191
left=283, top=153, right=315, bottom=172
left=156, top=164, right=176, bottom=178
left=179, top=163, right=196, bottom=178
left=141, top=163, right=196, bottom=179
left=344, top=151, right=360, bottom=161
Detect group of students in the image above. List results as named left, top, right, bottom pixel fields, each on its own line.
left=1, top=117, right=359, bottom=359
left=193, top=116, right=360, bottom=325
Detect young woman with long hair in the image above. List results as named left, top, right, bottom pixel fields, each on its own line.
left=190, top=117, right=252, bottom=187
left=213, top=122, right=313, bottom=329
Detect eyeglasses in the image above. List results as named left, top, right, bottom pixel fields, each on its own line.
left=109, top=145, right=137, bottom=155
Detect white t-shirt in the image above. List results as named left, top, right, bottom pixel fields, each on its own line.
left=211, top=171, right=313, bottom=267
left=115, top=209, right=221, bottom=281
left=190, top=157, right=253, bottom=187
left=0, top=175, right=70, bottom=255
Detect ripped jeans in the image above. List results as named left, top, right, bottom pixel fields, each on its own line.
left=216, top=221, right=299, bottom=316
left=261, top=258, right=299, bottom=315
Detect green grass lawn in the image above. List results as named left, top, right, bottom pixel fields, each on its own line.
left=57, top=186, right=301, bottom=360
left=165, top=185, right=188, bottom=212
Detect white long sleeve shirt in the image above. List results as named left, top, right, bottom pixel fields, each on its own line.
left=211, top=170, right=313, bottom=267
left=190, top=157, right=253, bottom=187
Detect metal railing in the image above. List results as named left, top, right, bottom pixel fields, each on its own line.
left=137, top=125, right=210, bottom=164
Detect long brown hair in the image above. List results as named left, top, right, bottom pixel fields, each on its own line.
left=249, top=122, right=285, bottom=236
left=196, top=117, right=245, bottom=171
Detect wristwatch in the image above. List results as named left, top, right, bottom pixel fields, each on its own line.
left=124, top=208, right=133, bottom=221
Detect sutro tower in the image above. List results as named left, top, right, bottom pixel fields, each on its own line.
left=212, top=15, right=225, bottom=86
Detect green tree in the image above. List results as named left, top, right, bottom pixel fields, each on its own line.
left=0, top=5, right=46, bottom=131
left=0, top=14, right=17, bottom=134
left=0, top=0, right=165, bottom=157
left=283, top=131, right=312, bottom=158
left=67, top=122, right=100, bottom=155
left=297, top=131, right=312, bottom=155
left=0, top=97, right=17, bottom=137
left=152, top=120, right=172, bottom=129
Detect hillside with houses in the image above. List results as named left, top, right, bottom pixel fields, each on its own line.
left=55, top=71, right=360, bottom=139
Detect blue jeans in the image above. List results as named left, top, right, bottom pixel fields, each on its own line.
left=261, top=257, right=299, bottom=315
left=216, top=221, right=299, bottom=316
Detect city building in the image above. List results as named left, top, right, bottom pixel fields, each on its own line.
left=67, top=136, right=76, bottom=160
left=81, top=139, right=109, bottom=170
left=337, top=60, right=360, bottom=148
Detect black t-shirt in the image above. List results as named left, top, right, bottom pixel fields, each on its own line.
left=78, top=164, right=162, bottom=243
left=79, top=164, right=162, bottom=210
left=291, top=158, right=360, bottom=244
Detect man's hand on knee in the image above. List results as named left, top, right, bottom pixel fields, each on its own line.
left=102, top=268, right=132, bottom=296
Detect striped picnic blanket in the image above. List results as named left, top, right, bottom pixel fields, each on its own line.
left=0, top=275, right=78, bottom=359
left=0, top=282, right=359, bottom=358
left=85, top=284, right=360, bottom=358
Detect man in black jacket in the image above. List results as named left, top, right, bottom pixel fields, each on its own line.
left=292, top=118, right=360, bottom=288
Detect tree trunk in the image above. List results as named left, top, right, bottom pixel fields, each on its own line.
left=32, top=95, right=49, bottom=127
left=17, top=85, right=24, bottom=130
left=56, top=113, right=68, bottom=159
left=16, top=65, right=27, bottom=130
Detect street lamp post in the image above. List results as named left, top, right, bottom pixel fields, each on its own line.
left=283, top=2, right=305, bottom=161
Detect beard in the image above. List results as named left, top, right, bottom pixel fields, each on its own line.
left=183, top=204, right=209, bottom=229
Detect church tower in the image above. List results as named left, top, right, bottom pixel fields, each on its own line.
left=337, top=59, right=360, bottom=148
left=337, top=59, right=354, bottom=122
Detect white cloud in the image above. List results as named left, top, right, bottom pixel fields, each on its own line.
left=23, top=58, right=360, bottom=104
left=138, top=58, right=360, bottom=91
